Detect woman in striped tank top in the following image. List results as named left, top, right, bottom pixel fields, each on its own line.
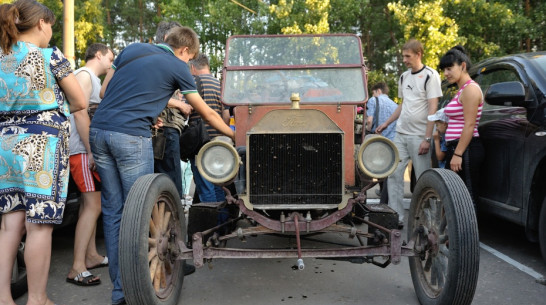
left=439, top=46, right=485, bottom=208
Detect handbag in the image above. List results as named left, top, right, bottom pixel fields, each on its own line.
left=152, top=128, right=166, bottom=160
left=179, top=118, right=210, bottom=161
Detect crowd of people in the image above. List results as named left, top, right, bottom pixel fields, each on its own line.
left=0, top=1, right=484, bottom=305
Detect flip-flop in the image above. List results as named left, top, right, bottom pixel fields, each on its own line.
left=87, top=256, right=108, bottom=270
left=66, top=270, right=101, bottom=286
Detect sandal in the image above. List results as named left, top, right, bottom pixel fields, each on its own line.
left=87, top=256, right=108, bottom=270
left=66, top=270, right=101, bottom=286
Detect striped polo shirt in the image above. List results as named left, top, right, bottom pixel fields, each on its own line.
left=188, top=74, right=223, bottom=138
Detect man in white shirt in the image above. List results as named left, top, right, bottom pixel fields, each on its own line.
left=376, top=39, right=442, bottom=228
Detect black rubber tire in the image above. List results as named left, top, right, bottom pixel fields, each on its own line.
left=120, top=174, right=186, bottom=305
left=408, top=169, right=479, bottom=305
left=539, top=198, right=546, bottom=263
left=11, top=245, right=27, bottom=299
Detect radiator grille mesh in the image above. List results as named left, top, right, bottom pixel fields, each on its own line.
left=248, top=133, right=343, bottom=206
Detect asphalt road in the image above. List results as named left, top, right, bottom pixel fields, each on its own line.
left=13, top=203, right=546, bottom=305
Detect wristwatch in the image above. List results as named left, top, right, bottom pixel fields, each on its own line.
left=425, top=137, right=431, bottom=142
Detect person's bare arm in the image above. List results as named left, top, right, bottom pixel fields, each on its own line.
left=450, top=86, right=481, bottom=172
left=418, top=97, right=438, bottom=155
left=433, top=130, right=445, bottom=162
left=100, top=68, right=114, bottom=99
left=222, top=108, right=230, bottom=125
left=185, top=92, right=234, bottom=140
left=58, top=73, right=86, bottom=113
left=167, top=98, right=193, bottom=116
left=376, top=103, right=402, bottom=133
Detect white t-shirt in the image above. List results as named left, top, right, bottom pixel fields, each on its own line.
left=396, top=66, right=442, bottom=136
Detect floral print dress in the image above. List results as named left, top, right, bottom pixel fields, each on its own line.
left=0, top=41, right=72, bottom=224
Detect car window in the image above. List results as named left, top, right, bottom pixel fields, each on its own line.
left=476, top=68, right=522, bottom=111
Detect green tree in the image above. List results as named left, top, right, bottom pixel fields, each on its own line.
left=269, top=0, right=331, bottom=34
left=388, top=0, right=463, bottom=70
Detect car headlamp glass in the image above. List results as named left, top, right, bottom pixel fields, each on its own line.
left=357, top=135, right=399, bottom=179
left=196, top=137, right=240, bottom=185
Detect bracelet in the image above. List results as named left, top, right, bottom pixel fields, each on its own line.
left=453, top=153, right=463, bottom=158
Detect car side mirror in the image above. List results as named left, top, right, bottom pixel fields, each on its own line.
left=484, top=81, right=526, bottom=107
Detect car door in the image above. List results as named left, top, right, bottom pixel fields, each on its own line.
left=472, top=63, right=528, bottom=221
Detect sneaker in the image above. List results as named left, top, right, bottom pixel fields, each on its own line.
left=375, top=189, right=382, bottom=196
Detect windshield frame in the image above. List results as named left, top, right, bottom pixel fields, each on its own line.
left=221, top=34, right=368, bottom=106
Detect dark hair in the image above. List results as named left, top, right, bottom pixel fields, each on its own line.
left=155, top=21, right=181, bottom=44
left=371, top=82, right=389, bottom=95
left=84, top=43, right=112, bottom=62
left=188, top=53, right=209, bottom=70
left=0, top=0, right=55, bottom=53
left=164, top=26, right=199, bottom=56
left=402, top=39, right=424, bottom=56
left=439, top=45, right=472, bottom=71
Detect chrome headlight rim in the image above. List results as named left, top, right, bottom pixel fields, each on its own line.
left=196, top=139, right=240, bottom=185
left=357, top=134, right=399, bottom=179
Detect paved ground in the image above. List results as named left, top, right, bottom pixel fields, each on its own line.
left=13, top=168, right=546, bottom=305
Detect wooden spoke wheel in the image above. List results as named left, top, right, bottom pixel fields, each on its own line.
left=408, top=169, right=479, bottom=305
left=120, top=174, right=186, bottom=305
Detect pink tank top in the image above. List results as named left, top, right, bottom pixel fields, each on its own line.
left=444, top=79, right=483, bottom=142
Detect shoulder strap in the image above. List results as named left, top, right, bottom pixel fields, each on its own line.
left=372, top=97, right=380, bottom=131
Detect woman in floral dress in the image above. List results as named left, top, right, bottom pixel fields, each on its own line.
left=0, top=1, right=86, bottom=304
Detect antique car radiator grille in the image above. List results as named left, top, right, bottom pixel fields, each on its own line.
left=248, top=133, right=343, bottom=206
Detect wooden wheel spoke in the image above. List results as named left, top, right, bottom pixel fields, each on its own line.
left=148, top=247, right=157, bottom=263
left=160, top=263, right=167, bottom=289
left=162, top=211, right=172, bottom=232
left=149, top=218, right=158, bottom=238
left=157, top=202, right=165, bottom=232
left=153, top=260, right=163, bottom=291
left=149, top=256, right=159, bottom=282
left=152, top=204, right=159, bottom=228
left=148, top=237, right=157, bottom=248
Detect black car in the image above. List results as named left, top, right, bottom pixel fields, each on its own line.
left=440, top=51, right=546, bottom=261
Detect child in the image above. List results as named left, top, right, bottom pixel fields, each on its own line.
left=428, top=109, right=449, bottom=168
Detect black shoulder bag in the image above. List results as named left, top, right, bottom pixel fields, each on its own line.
left=179, top=75, right=211, bottom=161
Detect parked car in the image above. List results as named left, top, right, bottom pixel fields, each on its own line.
left=440, top=51, right=546, bottom=261
left=118, top=34, right=479, bottom=305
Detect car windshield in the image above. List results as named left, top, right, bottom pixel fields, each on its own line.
left=222, top=35, right=367, bottom=105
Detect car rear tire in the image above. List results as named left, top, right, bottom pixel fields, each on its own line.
left=11, top=244, right=27, bottom=299
left=539, top=198, right=546, bottom=263
left=120, top=174, right=186, bottom=305
left=408, top=169, right=479, bottom=305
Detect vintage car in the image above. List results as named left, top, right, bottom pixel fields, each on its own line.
left=118, top=34, right=479, bottom=305
left=440, top=51, right=546, bottom=262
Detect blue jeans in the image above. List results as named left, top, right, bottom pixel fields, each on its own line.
left=189, top=158, right=225, bottom=202
left=89, top=128, right=154, bottom=305
left=154, top=127, right=183, bottom=197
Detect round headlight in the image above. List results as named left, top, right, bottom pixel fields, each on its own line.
left=196, top=137, right=240, bottom=185
left=357, top=135, right=399, bottom=179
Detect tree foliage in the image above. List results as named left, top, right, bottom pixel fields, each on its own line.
left=1, top=0, right=544, bottom=78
